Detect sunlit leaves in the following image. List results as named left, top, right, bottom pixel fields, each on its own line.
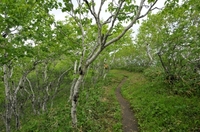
left=62, top=3, right=73, bottom=12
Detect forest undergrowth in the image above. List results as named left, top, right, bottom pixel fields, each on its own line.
left=115, top=69, right=200, bottom=131
left=16, top=70, right=124, bottom=132
left=3, top=69, right=200, bottom=131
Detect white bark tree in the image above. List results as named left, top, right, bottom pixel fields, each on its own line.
left=62, top=0, right=159, bottom=127
left=2, top=59, right=39, bottom=132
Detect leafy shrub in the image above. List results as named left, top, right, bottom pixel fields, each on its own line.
left=143, top=66, right=164, bottom=80
left=18, top=75, right=122, bottom=132
left=115, top=65, right=148, bottom=73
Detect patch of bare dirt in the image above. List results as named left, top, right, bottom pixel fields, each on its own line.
left=116, top=77, right=139, bottom=132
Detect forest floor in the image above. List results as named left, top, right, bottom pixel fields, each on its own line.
left=115, top=77, right=139, bottom=132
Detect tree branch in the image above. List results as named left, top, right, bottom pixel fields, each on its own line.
left=83, top=0, right=97, bottom=19
left=104, top=0, right=146, bottom=47
left=138, top=0, right=158, bottom=19
left=102, top=15, right=113, bottom=25
left=97, top=0, right=105, bottom=19
left=104, top=0, right=125, bottom=43
left=83, top=0, right=103, bottom=47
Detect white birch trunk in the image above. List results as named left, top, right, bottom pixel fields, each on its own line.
left=146, top=43, right=153, bottom=65
left=69, top=60, right=78, bottom=102
left=26, top=77, right=37, bottom=114
left=3, top=64, right=12, bottom=132
left=71, top=73, right=85, bottom=127
left=68, top=0, right=158, bottom=127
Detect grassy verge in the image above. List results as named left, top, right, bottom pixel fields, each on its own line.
left=76, top=76, right=123, bottom=132
left=113, top=70, right=200, bottom=131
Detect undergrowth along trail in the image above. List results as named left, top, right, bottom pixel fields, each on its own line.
left=109, top=70, right=200, bottom=131
left=14, top=70, right=200, bottom=131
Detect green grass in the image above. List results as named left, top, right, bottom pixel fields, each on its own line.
left=17, top=72, right=123, bottom=132
left=114, top=70, right=200, bottom=131
left=4, top=69, right=200, bottom=131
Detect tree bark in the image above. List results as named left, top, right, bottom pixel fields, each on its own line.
left=3, top=64, right=12, bottom=132
left=26, top=77, right=37, bottom=114
left=71, top=73, right=85, bottom=127
left=146, top=43, right=153, bottom=65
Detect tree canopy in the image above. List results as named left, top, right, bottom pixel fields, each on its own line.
left=2, top=0, right=200, bottom=131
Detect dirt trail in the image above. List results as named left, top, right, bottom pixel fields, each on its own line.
left=116, top=77, right=139, bottom=132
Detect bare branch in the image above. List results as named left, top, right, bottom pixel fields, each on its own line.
left=83, top=0, right=97, bottom=19
left=83, top=1, right=105, bottom=59
left=86, top=45, right=103, bottom=66
left=87, top=42, right=100, bottom=60
left=70, top=0, right=87, bottom=47
left=98, top=0, right=106, bottom=19
left=138, top=0, right=158, bottom=19
left=83, top=0, right=102, bottom=40
left=91, top=0, right=96, bottom=15
left=58, top=67, right=72, bottom=82
left=104, top=0, right=125, bottom=41
left=103, top=12, right=134, bottom=24
left=104, top=0, right=146, bottom=47
left=102, top=15, right=113, bottom=25
left=151, top=6, right=163, bottom=10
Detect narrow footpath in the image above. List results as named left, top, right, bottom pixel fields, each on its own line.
left=115, top=77, right=139, bottom=132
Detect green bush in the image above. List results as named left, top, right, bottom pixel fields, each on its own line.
left=18, top=75, right=122, bottom=132
left=115, top=65, right=148, bottom=73
left=143, top=66, right=164, bottom=80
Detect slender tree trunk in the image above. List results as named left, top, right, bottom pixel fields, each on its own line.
left=3, top=64, right=12, bottom=132
left=68, top=78, right=77, bottom=102
left=69, top=61, right=78, bottom=102
left=13, top=98, right=20, bottom=129
left=157, top=52, right=169, bottom=74
left=50, top=67, right=72, bottom=107
left=26, top=77, right=37, bottom=114
left=71, top=73, right=85, bottom=127
left=146, top=43, right=153, bottom=65
left=71, top=59, right=87, bottom=127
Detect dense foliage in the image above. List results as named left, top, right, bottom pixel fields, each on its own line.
left=1, top=0, right=200, bottom=131
left=132, top=0, right=200, bottom=96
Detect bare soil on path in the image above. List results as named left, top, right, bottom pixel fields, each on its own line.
left=115, top=77, right=139, bottom=132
